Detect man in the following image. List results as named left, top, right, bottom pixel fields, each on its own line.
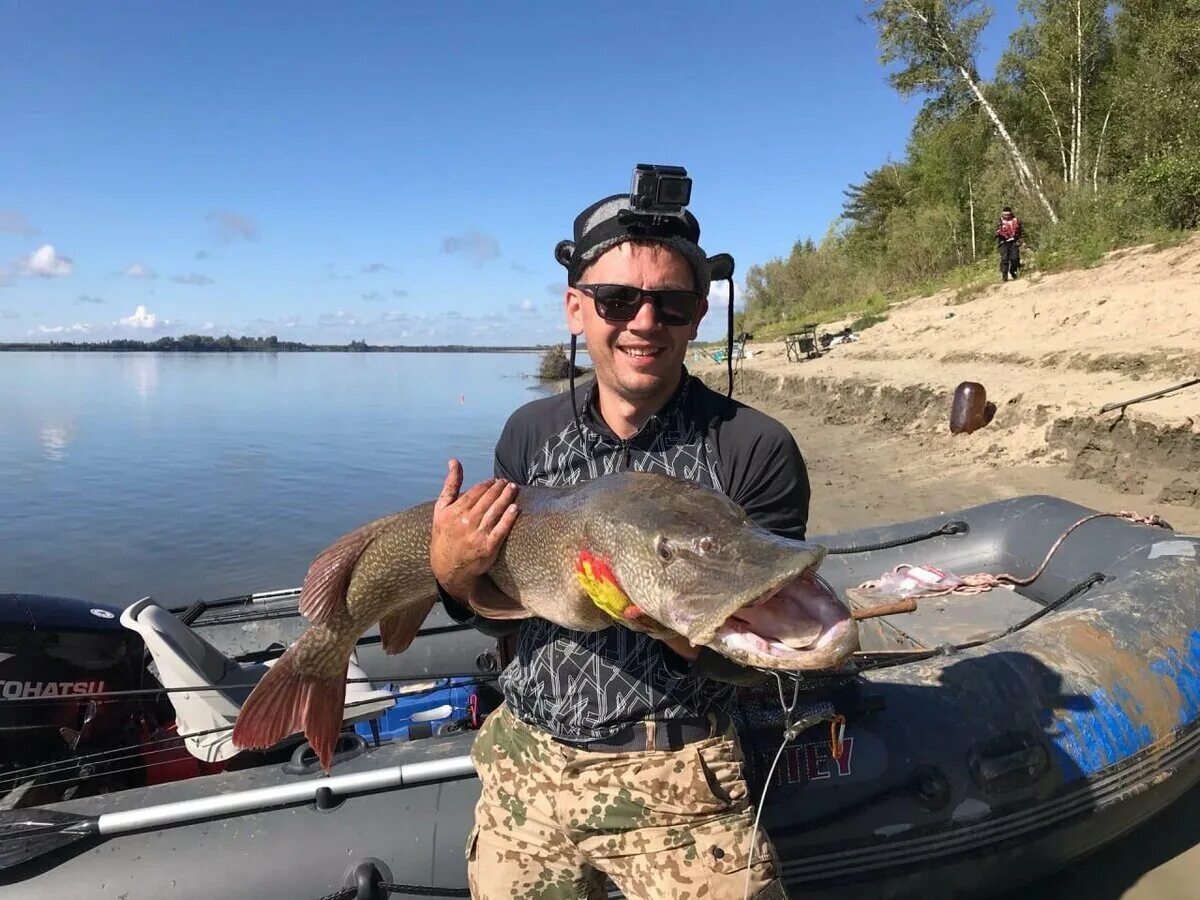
left=430, top=169, right=810, bottom=899
left=995, top=205, right=1022, bottom=281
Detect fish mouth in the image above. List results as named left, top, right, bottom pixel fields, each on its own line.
left=705, top=570, right=859, bottom=671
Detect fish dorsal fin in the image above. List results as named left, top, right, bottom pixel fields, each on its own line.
left=299, top=516, right=397, bottom=626
left=575, top=551, right=643, bottom=622
left=378, top=597, right=437, bottom=655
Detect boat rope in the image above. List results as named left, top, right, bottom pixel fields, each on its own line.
left=853, top=510, right=1169, bottom=601
left=0, top=681, right=491, bottom=792
left=0, top=671, right=497, bottom=705
left=825, top=520, right=968, bottom=555
left=317, top=882, right=470, bottom=900
left=850, top=571, right=1106, bottom=672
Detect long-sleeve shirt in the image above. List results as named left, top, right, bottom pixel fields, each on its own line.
left=442, top=369, right=811, bottom=743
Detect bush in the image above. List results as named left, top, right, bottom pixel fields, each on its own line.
left=850, top=313, right=888, bottom=332
left=538, top=344, right=581, bottom=380
left=1127, top=151, right=1200, bottom=231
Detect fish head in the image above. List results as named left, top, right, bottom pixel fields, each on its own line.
left=580, top=474, right=858, bottom=671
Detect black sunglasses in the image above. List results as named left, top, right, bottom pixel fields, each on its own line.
left=575, top=283, right=703, bottom=327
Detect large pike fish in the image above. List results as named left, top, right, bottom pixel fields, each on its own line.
left=232, top=472, right=858, bottom=770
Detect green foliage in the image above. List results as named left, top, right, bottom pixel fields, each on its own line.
left=850, top=313, right=889, bottom=331
left=537, top=344, right=581, bottom=380
left=741, top=1, right=1199, bottom=335
left=1127, top=150, right=1200, bottom=230
left=867, top=1, right=991, bottom=108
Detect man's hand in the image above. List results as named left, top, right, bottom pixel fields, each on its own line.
left=429, top=459, right=519, bottom=602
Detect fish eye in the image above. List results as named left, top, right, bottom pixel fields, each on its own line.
left=697, top=536, right=715, bottom=554
left=655, top=537, right=673, bottom=562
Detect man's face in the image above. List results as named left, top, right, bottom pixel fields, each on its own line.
left=566, top=242, right=706, bottom=405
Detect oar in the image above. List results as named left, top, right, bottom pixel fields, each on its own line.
left=0, top=754, right=476, bottom=873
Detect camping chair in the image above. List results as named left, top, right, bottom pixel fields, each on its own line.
left=785, top=324, right=820, bottom=362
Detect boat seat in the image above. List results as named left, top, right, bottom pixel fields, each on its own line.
left=121, top=596, right=395, bottom=764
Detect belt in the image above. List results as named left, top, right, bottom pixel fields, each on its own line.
left=551, top=711, right=728, bottom=753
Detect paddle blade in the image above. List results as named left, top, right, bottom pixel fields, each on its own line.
left=0, top=807, right=98, bottom=871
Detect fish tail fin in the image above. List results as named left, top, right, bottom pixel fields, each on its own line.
left=232, top=629, right=354, bottom=773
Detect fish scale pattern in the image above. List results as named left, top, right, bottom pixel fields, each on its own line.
left=499, top=377, right=737, bottom=741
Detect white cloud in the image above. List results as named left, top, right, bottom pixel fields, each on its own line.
left=200, top=321, right=216, bottom=331
left=77, top=294, right=106, bottom=304
left=171, top=273, right=214, bottom=286
left=33, top=323, right=91, bottom=335
left=441, top=230, right=500, bottom=265
left=18, top=244, right=73, bottom=278
left=361, top=262, right=392, bottom=274
left=707, top=280, right=744, bottom=310
left=124, top=263, right=157, bottom=279
left=381, top=310, right=408, bottom=323
left=318, top=310, right=363, bottom=327
left=117, top=304, right=168, bottom=330
left=280, top=315, right=300, bottom=328
left=207, top=210, right=258, bottom=243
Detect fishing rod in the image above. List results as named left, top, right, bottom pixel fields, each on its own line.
left=0, top=755, right=478, bottom=873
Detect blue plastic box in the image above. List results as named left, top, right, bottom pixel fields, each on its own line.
left=354, top=677, right=479, bottom=744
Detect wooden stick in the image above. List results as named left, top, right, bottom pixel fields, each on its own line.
left=1098, top=378, right=1200, bottom=415
left=852, top=598, right=918, bottom=619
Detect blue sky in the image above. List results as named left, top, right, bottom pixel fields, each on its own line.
left=0, top=1, right=1021, bottom=345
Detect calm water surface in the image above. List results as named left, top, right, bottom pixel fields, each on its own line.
left=0, top=352, right=545, bottom=606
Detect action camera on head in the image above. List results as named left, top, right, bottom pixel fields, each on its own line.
left=629, top=164, right=692, bottom=213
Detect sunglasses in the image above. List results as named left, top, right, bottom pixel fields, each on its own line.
left=575, top=283, right=703, bottom=327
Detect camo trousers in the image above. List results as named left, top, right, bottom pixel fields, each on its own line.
left=466, top=705, right=784, bottom=900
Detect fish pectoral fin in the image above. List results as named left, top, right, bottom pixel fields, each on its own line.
left=299, top=515, right=399, bottom=626
left=466, top=587, right=533, bottom=621
left=379, top=597, right=437, bottom=655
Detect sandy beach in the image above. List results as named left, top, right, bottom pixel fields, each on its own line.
left=690, top=233, right=1199, bottom=897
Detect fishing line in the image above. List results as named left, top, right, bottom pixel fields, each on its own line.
left=743, top=671, right=799, bottom=900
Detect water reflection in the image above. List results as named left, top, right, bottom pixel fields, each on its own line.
left=124, top=353, right=159, bottom=401
left=38, top=422, right=73, bottom=461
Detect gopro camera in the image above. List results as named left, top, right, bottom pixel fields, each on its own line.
left=629, top=164, right=692, bottom=214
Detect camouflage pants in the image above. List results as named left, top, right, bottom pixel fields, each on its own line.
left=466, top=705, right=785, bottom=900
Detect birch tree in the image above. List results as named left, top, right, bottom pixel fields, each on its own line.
left=1003, top=0, right=1113, bottom=190
left=866, top=0, right=1060, bottom=222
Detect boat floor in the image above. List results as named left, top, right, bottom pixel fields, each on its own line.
left=869, top=586, right=1043, bottom=648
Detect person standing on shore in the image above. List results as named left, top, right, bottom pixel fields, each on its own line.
left=430, top=166, right=810, bottom=898
left=996, top=205, right=1022, bottom=281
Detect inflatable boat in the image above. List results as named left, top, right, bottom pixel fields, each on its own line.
left=1, top=495, right=1197, bottom=899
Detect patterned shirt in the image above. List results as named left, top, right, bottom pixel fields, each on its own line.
left=477, top=370, right=809, bottom=742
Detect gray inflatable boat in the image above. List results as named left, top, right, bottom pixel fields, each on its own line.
left=1, top=495, right=1197, bottom=899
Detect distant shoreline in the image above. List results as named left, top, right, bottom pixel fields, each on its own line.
left=0, top=341, right=553, bottom=354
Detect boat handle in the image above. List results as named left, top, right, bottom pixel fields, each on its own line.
left=976, top=744, right=1049, bottom=784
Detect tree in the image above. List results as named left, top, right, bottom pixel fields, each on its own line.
left=867, top=0, right=1061, bottom=222
left=1001, top=0, right=1113, bottom=190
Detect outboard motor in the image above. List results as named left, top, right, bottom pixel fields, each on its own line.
left=0, top=594, right=161, bottom=804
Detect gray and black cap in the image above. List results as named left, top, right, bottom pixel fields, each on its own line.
left=554, top=194, right=732, bottom=296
